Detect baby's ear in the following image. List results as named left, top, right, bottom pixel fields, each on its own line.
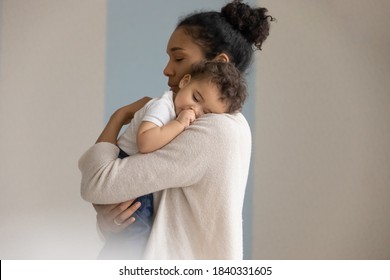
left=214, top=53, right=230, bottom=63
left=179, top=74, right=191, bottom=89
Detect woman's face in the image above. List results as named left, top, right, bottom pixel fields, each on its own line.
left=163, top=27, right=205, bottom=93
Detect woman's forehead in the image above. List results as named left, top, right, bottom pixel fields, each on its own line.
left=166, top=27, right=198, bottom=52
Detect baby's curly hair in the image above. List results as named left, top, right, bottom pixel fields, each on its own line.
left=190, top=61, right=247, bottom=113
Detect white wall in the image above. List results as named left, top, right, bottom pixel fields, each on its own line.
left=0, top=0, right=106, bottom=259
left=254, top=0, right=390, bottom=259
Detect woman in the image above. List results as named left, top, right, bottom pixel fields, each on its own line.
left=79, top=0, right=273, bottom=259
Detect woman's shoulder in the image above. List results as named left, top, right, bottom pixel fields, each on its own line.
left=200, top=113, right=250, bottom=130
left=190, top=112, right=251, bottom=142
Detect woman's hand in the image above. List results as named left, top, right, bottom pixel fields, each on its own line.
left=116, top=97, right=153, bottom=125
left=95, top=97, right=152, bottom=144
left=93, top=200, right=141, bottom=236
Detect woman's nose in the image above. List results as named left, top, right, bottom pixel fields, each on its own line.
left=163, top=61, right=174, bottom=77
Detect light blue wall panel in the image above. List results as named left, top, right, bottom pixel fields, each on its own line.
left=106, top=0, right=255, bottom=259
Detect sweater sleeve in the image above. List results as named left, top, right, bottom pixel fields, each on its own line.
left=78, top=114, right=230, bottom=204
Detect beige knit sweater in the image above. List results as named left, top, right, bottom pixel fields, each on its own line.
left=79, top=113, right=251, bottom=259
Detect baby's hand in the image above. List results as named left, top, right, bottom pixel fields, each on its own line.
left=176, top=109, right=196, bottom=128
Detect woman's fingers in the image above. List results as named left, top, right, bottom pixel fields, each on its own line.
left=110, top=199, right=135, bottom=217
left=93, top=199, right=141, bottom=234
left=112, top=200, right=141, bottom=227
left=93, top=203, right=116, bottom=215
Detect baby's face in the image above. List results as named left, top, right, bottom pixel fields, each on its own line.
left=174, top=75, right=229, bottom=118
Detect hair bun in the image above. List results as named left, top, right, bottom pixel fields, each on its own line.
left=221, top=0, right=274, bottom=50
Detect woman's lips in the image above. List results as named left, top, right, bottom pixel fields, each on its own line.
left=169, top=85, right=179, bottom=93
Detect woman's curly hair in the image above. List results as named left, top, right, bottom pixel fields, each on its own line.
left=178, top=0, right=275, bottom=73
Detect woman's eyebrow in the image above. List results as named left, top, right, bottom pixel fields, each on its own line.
left=170, top=47, right=184, bottom=52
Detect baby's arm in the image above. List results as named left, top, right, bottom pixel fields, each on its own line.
left=137, top=109, right=195, bottom=153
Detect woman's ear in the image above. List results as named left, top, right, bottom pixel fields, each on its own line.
left=179, top=74, right=191, bottom=89
left=214, top=53, right=230, bottom=63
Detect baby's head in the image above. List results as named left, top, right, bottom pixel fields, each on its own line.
left=191, top=61, right=247, bottom=113
left=175, top=61, right=247, bottom=117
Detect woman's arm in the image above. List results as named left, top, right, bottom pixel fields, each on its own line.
left=91, top=96, right=151, bottom=235
left=79, top=114, right=240, bottom=204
